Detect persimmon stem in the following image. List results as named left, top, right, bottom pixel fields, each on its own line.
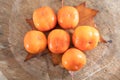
left=24, top=53, right=36, bottom=62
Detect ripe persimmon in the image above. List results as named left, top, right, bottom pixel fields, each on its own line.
left=62, top=48, right=86, bottom=71
left=48, top=29, right=70, bottom=54
left=57, top=6, right=79, bottom=29
left=72, top=26, right=100, bottom=51
left=33, top=6, right=57, bottom=31
left=24, top=30, right=47, bottom=54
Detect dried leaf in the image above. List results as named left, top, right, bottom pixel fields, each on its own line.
left=26, top=18, right=36, bottom=30
left=75, top=2, right=107, bottom=43
left=24, top=2, right=107, bottom=64
left=75, top=2, right=99, bottom=27
left=79, top=18, right=96, bottom=27
left=99, top=36, right=107, bottom=43
left=24, top=53, right=37, bottom=62
left=50, top=53, right=62, bottom=66
left=24, top=50, right=48, bottom=62
left=94, top=25, right=107, bottom=43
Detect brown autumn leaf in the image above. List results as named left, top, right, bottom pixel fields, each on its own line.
left=75, top=2, right=98, bottom=27
left=50, top=2, right=102, bottom=65
left=24, top=53, right=38, bottom=62
left=25, top=18, right=63, bottom=64
left=99, top=36, right=107, bottom=43
left=26, top=18, right=36, bottom=30
left=25, top=2, right=107, bottom=63
left=75, top=2, right=106, bottom=43
left=50, top=53, right=62, bottom=66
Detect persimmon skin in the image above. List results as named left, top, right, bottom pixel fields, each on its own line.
left=33, top=6, right=57, bottom=31
left=24, top=30, right=47, bottom=54
left=62, top=48, right=86, bottom=71
left=57, top=6, right=79, bottom=29
left=48, top=29, right=70, bottom=54
left=72, top=26, right=100, bottom=51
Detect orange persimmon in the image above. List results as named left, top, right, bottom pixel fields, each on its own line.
left=62, top=48, right=86, bottom=71
left=24, top=30, right=47, bottom=54
left=33, top=6, right=57, bottom=31
left=57, top=6, right=79, bottom=29
left=72, top=26, right=100, bottom=51
left=48, top=29, right=70, bottom=54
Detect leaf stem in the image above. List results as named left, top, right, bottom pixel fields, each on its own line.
left=62, top=0, right=64, bottom=7
left=69, top=71, right=74, bottom=80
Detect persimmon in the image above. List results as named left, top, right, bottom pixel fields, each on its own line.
left=62, top=48, right=86, bottom=71
left=72, top=26, right=100, bottom=51
left=57, top=6, right=79, bottom=29
left=24, top=30, right=47, bottom=54
left=33, top=6, right=57, bottom=31
left=48, top=29, right=70, bottom=54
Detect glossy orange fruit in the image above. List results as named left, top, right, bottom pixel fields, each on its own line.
left=62, top=48, right=86, bottom=71
left=48, top=29, right=70, bottom=54
left=72, top=26, right=100, bottom=51
left=57, top=6, right=79, bottom=29
left=24, top=30, right=47, bottom=54
left=33, top=6, right=57, bottom=31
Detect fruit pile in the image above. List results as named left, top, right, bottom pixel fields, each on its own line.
left=23, top=2, right=106, bottom=72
